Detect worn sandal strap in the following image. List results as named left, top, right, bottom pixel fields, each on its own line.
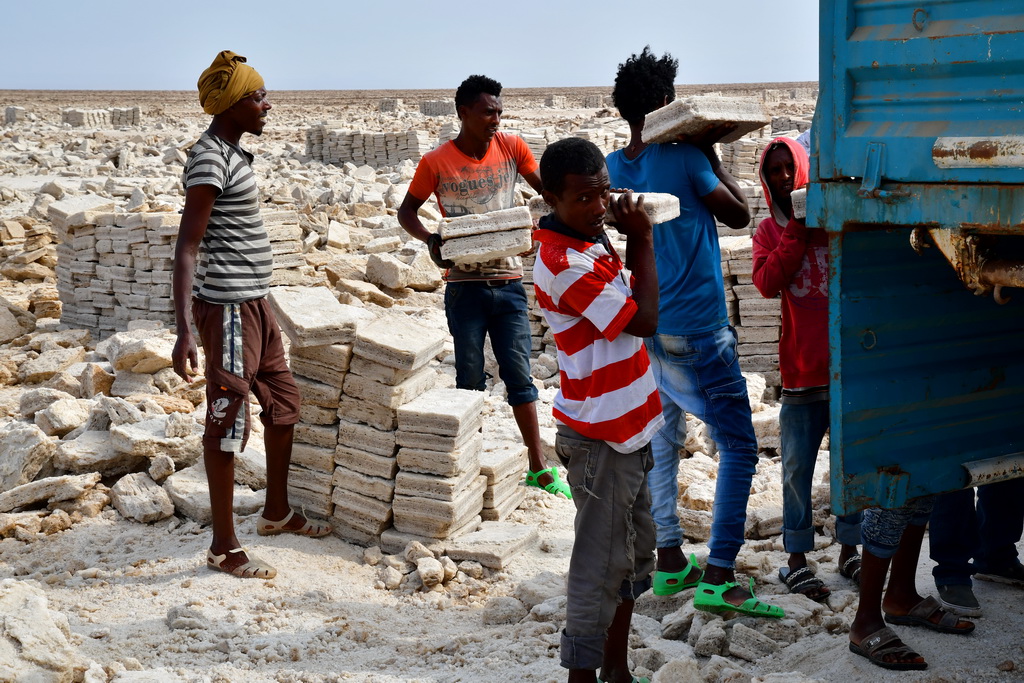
left=859, top=626, right=904, bottom=656
left=782, top=566, right=824, bottom=592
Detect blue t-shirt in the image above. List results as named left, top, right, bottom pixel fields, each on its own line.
left=606, top=143, right=726, bottom=335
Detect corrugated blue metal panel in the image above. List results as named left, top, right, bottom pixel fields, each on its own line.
left=828, top=218, right=1024, bottom=515
left=816, top=0, right=1024, bottom=185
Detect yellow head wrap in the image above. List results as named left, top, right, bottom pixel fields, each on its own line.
left=197, top=51, right=265, bottom=116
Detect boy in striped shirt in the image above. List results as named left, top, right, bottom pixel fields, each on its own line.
left=533, top=137, right=662, bottom=683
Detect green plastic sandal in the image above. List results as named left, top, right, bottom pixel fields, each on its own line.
left=693, top=577, right=785, bottom=619
left=524, top=467, right=572, bottom=499
left=653, top=553, right=704, bottom=596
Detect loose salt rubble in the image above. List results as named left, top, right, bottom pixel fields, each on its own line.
left=641, top=96, right=771, bottom=145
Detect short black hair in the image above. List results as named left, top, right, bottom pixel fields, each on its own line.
left=612, top=46, right=678, bottom=126
left=540, top=137, right=607, bottom=197
left=455, top=75, right=502, bottom=108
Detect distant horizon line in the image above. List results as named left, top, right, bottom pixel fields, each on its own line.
left=0, top=81, right=818, bottom=94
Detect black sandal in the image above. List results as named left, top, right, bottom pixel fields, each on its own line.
left=779, top=565, right=830, bottom=602
left=840, top=554, right=862, bottom=585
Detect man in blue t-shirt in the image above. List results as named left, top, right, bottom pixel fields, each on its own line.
left=606, top=47, right=782, bottom=619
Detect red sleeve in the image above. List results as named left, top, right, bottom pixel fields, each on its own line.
left=407, top=152, right=439, bottom=202
left=752, top=217, right=810, bottom=298
left=510, top=134, right=539, bottom=176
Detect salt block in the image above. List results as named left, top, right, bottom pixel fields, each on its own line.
left=331, top=514, right=384, bottom=547
left=641, top=96, right=770, bottom=145
left=0, top=473, right=100, bottom=513
left=392, top=475, right=486, bottom=538
left=353, top=315, right=446, bottom=371
left=396, top=431, right=483, bottom=478
left=444, top=520, right=539, bottom=569
left=397, top=388, right=484, bottom=437
left=365, top=252, right=411, bottom=290
left=337, top=395, right=397, bottom=432
left=292, top=342, right=353, bottom=370
left=109, top=418, right=201, bottom=466
left=292, top=442, right=336, bottom=473
left=268, top=286, right=373, bottom=348
left=438, top=206, right=533, bottom=239
left=294, top=375, right=342, bottom=408
left=791, top=187, right=807, bottom=220
left=300, top=404, right=337, bottom=425
left=440, top=227, right=533, bottom=265
left=47, top=193, right=115, bottom=231
left=337, top=419, right=397, bottom=457
left=290, top=356, right=348, bottom=389
left=348, top=356, right=415, bottom=386
left=335, top=444, right=398, bottom=480
left=394, top=466, right=480, bottom=502
left=479, top=441, right=528, bottom=484
left=111, top=472, right=174, bottom=523
left=294, top=422, right=339, bottom=449
left=332, top=465, right=395, bottom=502
left=483, top=470, right=523, bottom=507
left=481, top=484, right=527, bottom=522
left=288, top=486, right=333, bottom=519
left=343, top=365, right=435, bottom=409
left=396, top=420, right=481, bottom=452
left=528, top=192, right=680, bottom=226
left=288, top=464, right=333, bottom=496
left=331, top=488, right=393, bottom=531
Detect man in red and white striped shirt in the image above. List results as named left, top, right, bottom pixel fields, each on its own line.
left=533, top=137, right=662, bottom=682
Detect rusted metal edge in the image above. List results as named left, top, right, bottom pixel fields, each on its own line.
left=933, top=136, right=1024, bottom=169
left=962, top=453, right=1024, bottom=487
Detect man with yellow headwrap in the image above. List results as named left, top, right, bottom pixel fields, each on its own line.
left=173, top=51, right=332, bottom=579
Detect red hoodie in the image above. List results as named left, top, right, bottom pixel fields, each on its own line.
left=751, top=137, right=828, bottom=389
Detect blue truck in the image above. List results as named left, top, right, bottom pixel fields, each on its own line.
left=808, top=1, right=1024, bottom=514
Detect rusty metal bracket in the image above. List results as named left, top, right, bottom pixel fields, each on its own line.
left=858, top=143, right=911, bottom=200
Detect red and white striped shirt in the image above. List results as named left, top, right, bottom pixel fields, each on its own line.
left=533, top=223, right=663, bottom=453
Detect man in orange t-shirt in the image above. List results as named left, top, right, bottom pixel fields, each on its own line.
left=398, top=74, right=568, bottom=498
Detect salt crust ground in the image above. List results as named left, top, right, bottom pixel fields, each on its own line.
left=1, top=494, right=1021, bottom=682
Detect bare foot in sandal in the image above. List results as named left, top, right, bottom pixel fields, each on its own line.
left=207, top=547, right=276, bottom=579
left=257, top=509, right=332, bottom=537
left=849, top=625, right=926, bottom=670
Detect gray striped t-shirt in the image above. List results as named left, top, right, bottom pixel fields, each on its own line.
left=182, top=132, right=273, bottom=304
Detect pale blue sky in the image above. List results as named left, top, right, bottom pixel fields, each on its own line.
left=1, top=1, right=819, bottom=90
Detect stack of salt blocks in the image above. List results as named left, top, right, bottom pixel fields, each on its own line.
left=332, top=314, right=446, bottom=545
left=479, top=439, right=529, bottom=521
left=389, top=387, right=487, bottom=545
left=62, top=109, right=111, bottom=128
left=53, top=197, right=310, bottom=338
left=268, top=286, right=374, bottom=524
left=420, top=100, right=456, bottom=116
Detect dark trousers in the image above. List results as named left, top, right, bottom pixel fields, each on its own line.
left=930, top=477, right=1024, bottom=586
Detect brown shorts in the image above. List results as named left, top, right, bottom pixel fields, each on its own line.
left=193, top=296, right=301, bottom=453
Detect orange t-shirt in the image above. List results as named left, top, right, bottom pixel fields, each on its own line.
left=409, top=133, right=538, bottom=280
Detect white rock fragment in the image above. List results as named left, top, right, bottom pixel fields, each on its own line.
left=0, top=579, right=81, bottom=682
left=111, top=472, right=175, bottom=523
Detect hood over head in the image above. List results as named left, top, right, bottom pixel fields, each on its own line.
left=759, top=136, right=809, bottom=225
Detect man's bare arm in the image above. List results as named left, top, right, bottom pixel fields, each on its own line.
left=172, top=184, right=217, bottom=381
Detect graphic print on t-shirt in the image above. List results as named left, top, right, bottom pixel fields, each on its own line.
left=436, top=160, right=518, bottom=217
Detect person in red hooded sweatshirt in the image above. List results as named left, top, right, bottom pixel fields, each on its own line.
left=752, top=137, right=862, bottom=602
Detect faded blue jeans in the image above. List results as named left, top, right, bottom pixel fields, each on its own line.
left=645, top=326, right=758, bottom=569
left=780, top=400, right=862, bottom=552
left=444, top=279, right=539, bottom=407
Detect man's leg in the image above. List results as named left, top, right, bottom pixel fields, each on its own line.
left=974, top=476, right=1024, bottom=579
left=444, top=282, right=490, bottom=391
left=928, top=488, right=980, bottom=614
left=643, top=335, right=694, bottom=578
left=205, top=439, right=241, bottom=559
left=488, top=281, right=552, bottom=486
left=690, top=328, right=763, bottom=605
left=779, top=400, right=830, bottom=600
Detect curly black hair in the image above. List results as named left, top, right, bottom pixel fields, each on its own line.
left=540, top=137, right=607, bottom=197
left=455, top=75, right=502, bottom=108
left=612, top=46, right=678, bottom=126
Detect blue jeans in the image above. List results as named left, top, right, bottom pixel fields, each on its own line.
left=930, top=478, right=1024, bottom=586
left=645, top=326, right=757, bottom=569
left=861, top=497, right=935, bottom=560
left=780, top=400, right=861, bottom=552
left=444, top=279, right=539, bottom=407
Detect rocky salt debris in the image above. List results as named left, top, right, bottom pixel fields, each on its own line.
left=0, top=579, right=85, bottom=682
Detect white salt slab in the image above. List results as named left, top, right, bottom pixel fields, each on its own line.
left=641, top=96, right=770, bottom=145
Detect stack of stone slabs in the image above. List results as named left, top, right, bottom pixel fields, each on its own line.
left=388, top=387, right=486, bottom=544
left=268, top=286, right=372, bottom=523
left=438, top=206, right=534, bottom=265
left=333, top=314, right=445, bottom=545
left=479, top=439, right=528, bottom=521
